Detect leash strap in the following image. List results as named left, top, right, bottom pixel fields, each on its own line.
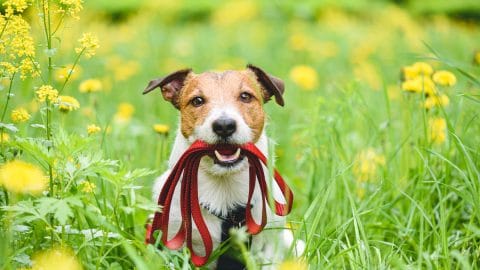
left=146, top=140, right=294, bottom=267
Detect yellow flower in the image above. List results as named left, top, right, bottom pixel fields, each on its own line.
left=11, top=107, right=30, bottom=123
left=289, top=33, right=309, bottom=51
left=3, top=0, right=29, bottom=15
left=353, top=148, right=385, bottom=183
left=1, top=133, right=10, bottom=143
left=289, top=65, right=319, bottom=90
left=0, top=160, right=48, bottom=195
left=58, top=0, right=83, bottom=19
left=57, top=96, right=80, bottom=112
left=401, top=77, right=436, bottom=95
left=79, top=181, right=96, bottom=193
left=211, top=0, right=258, bottom=27
left=474, top=51, right=480, bottom=65
left=412, top=62, right=433, bottom=76
left=79, top=79, right=102, bottom=93
left=31, top=246, right=83, bottom=270
left=429, top=117, right=447, bottom=144
left=432, top=70, right=456, bottom=87
left=424, top=94, right=450, bottom=109
left=36, top=85, right=59, bottom=102
left=106, top=57, right=139, bottom=81
left=114, top=103, right=134, bottom=124
left=402, top=65, right=419, bottom=81
left=75, top=33, right=99, bottom=58
left=402, top=62, right=433, bottom=80
left=86, top=124, right=101, bottom=135
left=278, top=260, right=308, bottom=270
left=55, top=64, right=82, bottom=82
left=0, top=15, right=39, bottom=79
left=153, top=124, right=170, bottom=135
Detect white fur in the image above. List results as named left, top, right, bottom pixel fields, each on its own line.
left=152, top=103, right=301, bottom=268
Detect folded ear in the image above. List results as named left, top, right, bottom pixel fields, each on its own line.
left=143, top=69, right=192, bottom=109
left=247, top=64, right=285, bottom=106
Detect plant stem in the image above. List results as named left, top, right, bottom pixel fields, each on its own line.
left=0, top=73, right=16, bottom=154
left=59, top=48, right=84, bottom=94
left=0, top=73, right=16, bottom=124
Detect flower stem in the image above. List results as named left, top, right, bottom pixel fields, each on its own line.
left=0, top=73, right=16, bottom=124
left=59, top=48, right=84, bottom=94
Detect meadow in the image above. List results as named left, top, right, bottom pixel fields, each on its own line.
left=1, top=0, right=480, bottom=269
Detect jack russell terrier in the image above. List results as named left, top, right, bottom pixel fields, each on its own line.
left=143, top=64, right=303, bottom=269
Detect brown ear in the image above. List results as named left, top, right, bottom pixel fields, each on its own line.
left=143, top=69, right=192, bottom=109
left=247, top=64, right=285, bottom=106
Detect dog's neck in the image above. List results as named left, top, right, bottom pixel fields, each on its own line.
left=168, top=128, right=270, bottom=216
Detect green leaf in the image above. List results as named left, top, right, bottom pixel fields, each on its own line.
left=0, top=123, right=18, bottom=132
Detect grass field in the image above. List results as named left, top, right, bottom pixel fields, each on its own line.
left=1, top=0, right=480, bottom=269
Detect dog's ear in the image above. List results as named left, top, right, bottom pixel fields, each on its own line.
left=143, top=69, right=192, bottom=109
left=247, top=64, right=285, bottom=106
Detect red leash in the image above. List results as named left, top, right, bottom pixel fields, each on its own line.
left=146, top=140, right=294, bottom=267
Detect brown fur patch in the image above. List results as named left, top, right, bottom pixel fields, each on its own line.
left=178, top=70, right=266, bottom=142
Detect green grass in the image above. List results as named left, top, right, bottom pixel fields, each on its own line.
left=1, top=0, right=480, bottom=269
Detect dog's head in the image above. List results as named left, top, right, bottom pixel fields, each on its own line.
left=144, top=64, right=284, bottom=174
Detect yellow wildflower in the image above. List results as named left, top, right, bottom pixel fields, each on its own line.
left=0, top=160, right=48, bottom=195
left=3, top=0, right=29, bottom=15
left=153, top=124, right=170, bottom=135
left=473, top=51, right=480, bottom=65
left=289, top=33, right=309, bottom=51
left=114, top=103, right=134, bottom=124
left=31, top=246, right=83, bottom=270
left=55, top=64, right=82, bottom=82
left=86, top=124, right=101, bottom=135
left=424, top=94, right=450, bottom=109
left=79, top=181, right=96, bottom=193
left=412, top=62, right=433, bottom=76
left=402, top=62, right=433, bottom=80
left=36, top=85, right=59, bottom=102
left=1, top=133, right=10, bottom=143
left=289, top=65, right=319, bottom=91
left=474, top=51, right=480, bottom=65
left=79, top=79, right=102, bottom=93
left=429, top=117, right=447, bottom=144
left=75, top=33, right=99, bottom=58
left=106, top=57, right=140, bottom=81
left=432, top=70, right=456, bottom=87
left=212, top=0, right=258, bottom=27
left=58, top=0, right=83, bottom=19
left=0, top=15, right=39, bottom=79
left=402, top=65, right=418, bottom=81
left=0, top=62, right=18, bottom=76
left=401, top=77, right=436, bottom=95
left=353, top=148, right=386, bottom=182
left=57, top=96, right=80, bottom=112
left=11, top=108, right=30, bottom=123
left=278, top=260, right=308, bottom=270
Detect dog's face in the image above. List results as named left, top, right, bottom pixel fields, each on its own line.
left=144, top=65, right=284, bottom=174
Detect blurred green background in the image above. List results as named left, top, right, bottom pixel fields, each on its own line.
left=2, top=0, right=480, bottom=268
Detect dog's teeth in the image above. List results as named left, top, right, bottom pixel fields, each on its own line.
left=214, top=148, right=241, bottom=162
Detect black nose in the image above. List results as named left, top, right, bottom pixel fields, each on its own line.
left=212, top=118, right=236, bottom=138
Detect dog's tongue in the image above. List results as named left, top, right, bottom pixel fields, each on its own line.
left=214, top=145, right=238, bottom=156
left=214, top=145, right=241, bottom=162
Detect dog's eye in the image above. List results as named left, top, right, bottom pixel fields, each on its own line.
left=239, top=92, right=253, bottom=103
left=190, top=96, right=205, bottom=107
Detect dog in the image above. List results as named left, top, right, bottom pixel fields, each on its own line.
left=144, top=64, right=302, bottom=269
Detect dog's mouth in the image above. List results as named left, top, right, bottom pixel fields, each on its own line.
left=211, top=145, right=244, bottom=167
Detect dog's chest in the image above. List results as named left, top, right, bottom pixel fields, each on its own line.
left=196, top=169, right=252, bottom=216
